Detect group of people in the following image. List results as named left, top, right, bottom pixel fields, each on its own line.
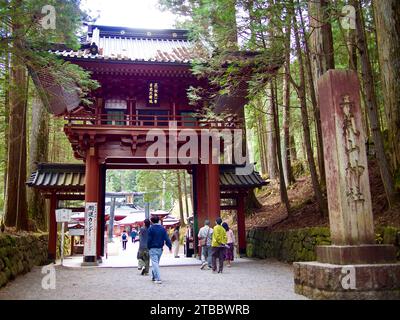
left=198, top=218, right=235, bottom=273
left=121, top=227, right=139, bottom=250
left=121, top=216, right=235, bottom=284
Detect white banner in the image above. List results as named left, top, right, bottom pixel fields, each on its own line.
left=84, top=202, right=97, bottom=256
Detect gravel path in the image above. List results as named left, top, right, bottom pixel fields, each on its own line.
left=0, top=259, right=306, bottom=300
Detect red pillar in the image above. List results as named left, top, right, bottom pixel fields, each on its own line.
left=237, top=193, right=247, bottom=255
left=96, top=165, right=105, bottom=259
left=83, top=147, right=99, bottom=264
left=196, top=164, right=207, bottom=228
left=48, top=192, right=58, bottom=261
left=207, top=164, right=220, bottom=226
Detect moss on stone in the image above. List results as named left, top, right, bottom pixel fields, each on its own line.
left=0, top=233, right=48, bottom=288
left=383, top=227, right=399, bottom=245
left=246, top=225, right=399, bottom=263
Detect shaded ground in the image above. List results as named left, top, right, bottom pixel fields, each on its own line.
left=234, top=159, right=400, bottom=232
left=0, top=259, right=306, bottom=300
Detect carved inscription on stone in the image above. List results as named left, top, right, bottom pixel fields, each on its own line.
left=340, top=95, right=365, bottom=205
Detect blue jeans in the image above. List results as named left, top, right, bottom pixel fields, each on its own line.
left=149, top=248, right=163, bottom=281
left=201, top=245, right=212, bottom=267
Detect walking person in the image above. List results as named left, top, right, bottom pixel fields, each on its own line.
left=121, top=230, right=128, bottom=250
left=222, top=222, right=235, bottom=267
left=131, top=228, right=137, bottom=243
left=147, top=216, right=172, bottom=284
left=198, top=219, right=213, bottom=269
left=211, top=217, right=227, bottom=274
left=172, top=226, right=180, bottom=258
left=137, top=219, right=150, bottom=275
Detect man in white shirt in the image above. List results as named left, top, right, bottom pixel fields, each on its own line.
left=198, top=219, right=213, bottom=269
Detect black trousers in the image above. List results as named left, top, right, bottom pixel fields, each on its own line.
left=122, top=241, right=127, bottom=250
left=212, top=246, right=226, bottom=272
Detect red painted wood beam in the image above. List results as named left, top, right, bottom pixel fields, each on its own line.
left=221, top=205, right=238, bottom=210
left=105, top=163, right=190, bottom=170
left=220, top=193, right=239, bottom=199
left=196, top=164, right=207, bottom=228
left=48, top=192, right=57, bottom=261
left=207, top=164, right=220, bottom=226
left=43, top=194, right=85, bottom=200
left=83, top=147, right=99, bottom=263
left=237, top=193, right=247, bottom=255
left=96, top=165, right=105, bottom=259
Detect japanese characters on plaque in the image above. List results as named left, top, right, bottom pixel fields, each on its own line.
left=340, top=95, right=365, bottom=205
left=84, top=202, right=97, bottom=256
left=148, top=82, right=159, bottom=105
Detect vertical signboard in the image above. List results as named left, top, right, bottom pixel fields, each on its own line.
left=84, top=202, right=98, bottom=256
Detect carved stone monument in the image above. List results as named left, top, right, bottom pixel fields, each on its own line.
left=294, top=70, right=400, bottom=299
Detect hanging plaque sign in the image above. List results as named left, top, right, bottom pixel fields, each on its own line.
left=84, top=202, right=98, bottom=256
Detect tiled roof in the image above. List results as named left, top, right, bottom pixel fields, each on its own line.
left=27, top=163, right=85, bottom=190
left=219, top=167, right=267, bottom=189
left=53, top=25, right=201, bottom=64
left=28, top=163, right=267, bottom=191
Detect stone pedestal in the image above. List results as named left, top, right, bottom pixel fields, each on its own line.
left=294, top=262, right=400, bottom=300
left=316, top=245, right=397, bottom=264
left=293, top=70, right=400, bottom=300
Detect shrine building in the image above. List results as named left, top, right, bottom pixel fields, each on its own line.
left=28, top=25, right=268, bottom=264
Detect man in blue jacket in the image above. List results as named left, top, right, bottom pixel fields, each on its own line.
left=147, top=216, right=172, bottom=284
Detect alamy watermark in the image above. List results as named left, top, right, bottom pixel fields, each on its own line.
left=41, top=264, right=56, bottom=290
left=40, top=5, right=56, bottom=30
left=341, top=5, right=356, bottom=30
left=145, top=122, right=254, bottom=175
left=341, top=266, right=356, bottom=290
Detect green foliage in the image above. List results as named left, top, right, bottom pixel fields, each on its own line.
left=0, top=0, right=98, bottom=215
left=106, top=169, right=191, bottom=214
left=135, top=170, right=178, bottom=210
left=106, top=170, right=137, bottom=193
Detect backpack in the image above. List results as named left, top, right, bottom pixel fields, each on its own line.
left=122, top=233, right=127, bottom=241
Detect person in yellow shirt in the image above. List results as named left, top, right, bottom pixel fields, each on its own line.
left=211, top=217, right=228, bottom=273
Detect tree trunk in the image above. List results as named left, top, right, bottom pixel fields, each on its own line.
left=183, top=170, right=190, bottom=219
left=290, top=135, right=298, bottom=162
left=4, top=40, right=28, bottom=230
left=176, top=170, right=185, bottom=225
left=308, top=0, right=335, bottom=76
left=373, top=0, right=400, bottom=177
left=256, top=101, right=268, bottom=176
left=3, top=38, right=10, bottom=199
left=282, top=24, right=295, bottom=186
left=303, top=1, right=334, bottom=187
left=265, top=84, right=278, bottom=180
left=28, top=95, right=49, bottom=231
left=260, top=112, right=269, bottom=177
left=271, top=80, right=291, bottom=213
left=293, top=9, right=328, bottom=216
left=161, top=170, right=166, bottom=210
left=189, top=171, right=194, bottom=213
left=354, top=0, right=398, bottom=207
left=211, top=0, right=238, bottom=50
left=245, top=189, right=262, bottom=215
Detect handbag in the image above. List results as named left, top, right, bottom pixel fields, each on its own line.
left=199, top=228, right=210, bottom=246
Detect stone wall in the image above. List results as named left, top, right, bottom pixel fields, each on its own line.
left=246, top=226, right=400, bottom=262
left=0, top=233, right=48, bottom=288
